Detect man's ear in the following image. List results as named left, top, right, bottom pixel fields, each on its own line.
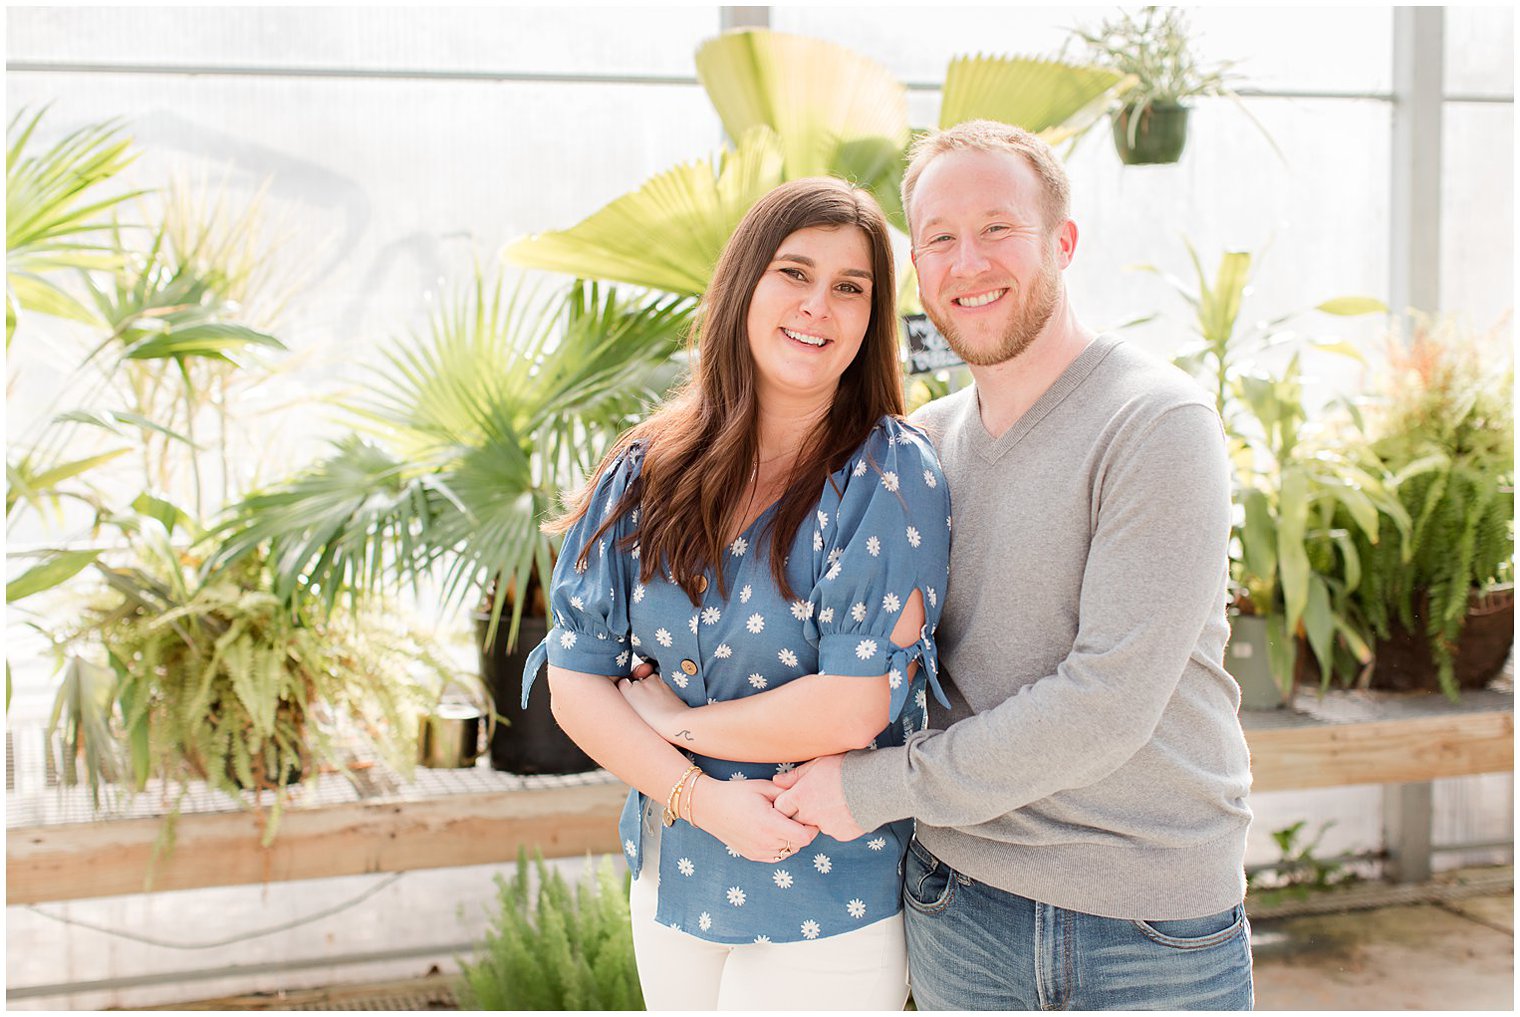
left=1055, top=219, right=1078, bottom=269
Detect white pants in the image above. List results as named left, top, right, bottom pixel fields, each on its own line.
left=628, top=813, right=909, bottom=1011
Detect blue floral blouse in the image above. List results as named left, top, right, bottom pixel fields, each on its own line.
left=523, top=416, right=952, bottom=944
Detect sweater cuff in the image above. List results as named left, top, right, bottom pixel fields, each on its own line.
left=840, top=745, right=913, bottom=832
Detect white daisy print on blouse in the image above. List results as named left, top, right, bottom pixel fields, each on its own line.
left=616, top=650, right=631, bottom=667
left=727, top=887, right=746, bottom=907
left=655, top=628, right=673, bottom=648
left=729, top=772, right=747, bottom=781
left=631, top=633, right=642, bottom=647
left=850, top=602, right=868, bottom=623
left=689, top=614, right=699, bottom=634
left=778, top=648, right=799, bottom=668
left=827, top=547, right=844, bottom=565
left=927, top=587, right=938, bottom=608
left=813, top=853, right=832, bottom=874
left=881, top=471, right=900, bottom=492
left=678, top=858, right=695, bottom=876
left=916, top=688, right=928, bottom=710
left=559, top=631, right=576, bottom=649
left=853, top=460, right=868, bottom=477
left=818, top=607, right=835, bottom=624
left=923, top=469, right=938, bottom=489
left=882, top=592, right=901, bottom=613
left=775, top=761, right=796, bottom=774
left=826, top=560, right=843, bottom=581
left=907, top=526, right=922, bottom=548
left=896, top=431, right=914, bottom=446
left=817, top=509, right=829, bottom=529
left=633, top=583, right=646, bottom=603
left=866, top=535, right=881, bottom=557
left=856, top=639, right=878, bottom=661
left=789, top=599, right=813, bottom=621
left=670, top=670, right=689, bottom=689
left=746, top=613, right=765, bottom=634
left=630, top=546, right=640, bottom=560
left=730, top=537, right=748, bottom=557
left=714, top=643, right=732, bottom=659
left=701, top=606, right=721, bottom=626
left=888, top=668, right=903, bottom=690
left=726, top=845, right=741, bottom=858
left=812, top=530, right=824, bottom=551
left=773, top=869, right=793, bottom=889
left=569, top=595, right=584, bottom=611
left=801, top=919, right=821, bottom=940
left=699, top=912, right=712, bottom=932
left=754, top=935, right=771, bottom=944
left=624, top=839, right=637, bottom=858
left=847, top=899, right=867, bottom=919
left=867, top=837, right=887, bottom=851
left=574, top=558, right=588, bottom=574
left=740, top=584, right=752, bottom=603
left=748, top=673, right=767, bottom=690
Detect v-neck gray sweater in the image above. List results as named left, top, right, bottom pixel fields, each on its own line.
left=840, top=335, right=1252, bottom=921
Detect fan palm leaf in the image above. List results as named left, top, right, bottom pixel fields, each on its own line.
left=939, top=55, right=1125, bottom=142
left=505, top=128, right=784, bottom=296
left=6, top=107, right=144, bottom=344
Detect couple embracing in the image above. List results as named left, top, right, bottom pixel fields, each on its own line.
left=522, top=121, right=1254, bottom=1011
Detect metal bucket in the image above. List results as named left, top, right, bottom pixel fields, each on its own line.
left=419, top=702, right=484, bottom=768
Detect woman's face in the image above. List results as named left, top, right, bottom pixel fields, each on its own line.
left=744, top=224, right=875, bottom=408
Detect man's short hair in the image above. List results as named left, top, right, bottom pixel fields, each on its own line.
left=900, top=120, right=1072, bottom=238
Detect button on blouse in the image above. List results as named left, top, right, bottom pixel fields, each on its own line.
left=524, top=416, right=952, bottom=944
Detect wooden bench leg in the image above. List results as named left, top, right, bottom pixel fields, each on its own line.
left=1383, top=781, right=1434, bottom=883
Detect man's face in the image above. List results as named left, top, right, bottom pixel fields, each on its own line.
left=910, top=149, right=1067, bottom=367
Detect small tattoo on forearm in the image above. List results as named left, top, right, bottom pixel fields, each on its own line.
left=675, top=729, right=695, bottom=742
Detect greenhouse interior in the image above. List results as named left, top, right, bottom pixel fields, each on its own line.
left=5, top=5, right=1514, bottom=1011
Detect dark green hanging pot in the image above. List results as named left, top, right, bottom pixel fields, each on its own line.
left=1111, top=102, right=1191, bottom=165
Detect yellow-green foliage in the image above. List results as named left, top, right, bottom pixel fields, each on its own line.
left=53, top=538, right=449, bottom=846
left=458, top=848, right=643, bottom=1011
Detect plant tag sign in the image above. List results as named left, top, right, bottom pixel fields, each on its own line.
left=902, top=314, right=963, bottom=374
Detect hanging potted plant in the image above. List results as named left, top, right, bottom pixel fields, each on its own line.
left=1071, top=7, right=1269, bottom=166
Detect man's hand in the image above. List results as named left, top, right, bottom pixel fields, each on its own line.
left=772, top=754, right=865, bottom=841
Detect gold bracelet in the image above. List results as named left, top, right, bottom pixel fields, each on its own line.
left=663, top=764, right=699, bottom=827
left=684, top=773, right=702, bottom=828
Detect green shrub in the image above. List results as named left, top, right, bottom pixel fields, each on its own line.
left=458, top=848, right=643, bottom=1011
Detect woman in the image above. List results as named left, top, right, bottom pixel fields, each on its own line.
left=522, top=178, right=951, bottom=1009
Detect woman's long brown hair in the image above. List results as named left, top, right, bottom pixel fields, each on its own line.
left=549, top=177, right=903, bottom=603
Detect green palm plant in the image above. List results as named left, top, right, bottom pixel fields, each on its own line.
left=213, top=271, right=693, bottom=651
left=507, top=28, right=1123, bottom=293
left=6, top=107, right=143, bottom=345
left=1232, top=361, right=1409, bottom=693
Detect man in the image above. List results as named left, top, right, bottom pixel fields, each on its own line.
left=772, top=120, right=1254, bottom=1010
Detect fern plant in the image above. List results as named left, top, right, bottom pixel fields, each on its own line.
left=1350, top=317, right=1515, bottom=698
left=48, top=513, right=452, bottom=854
left=458, top=848, right=643, bottom=1011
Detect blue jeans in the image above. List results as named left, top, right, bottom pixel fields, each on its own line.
left=903, top=838, right=1253, bottom=1010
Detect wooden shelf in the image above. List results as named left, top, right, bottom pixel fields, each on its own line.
left=6, top=687, right=1512, bottom=904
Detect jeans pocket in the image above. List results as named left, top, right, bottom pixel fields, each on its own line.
left=1130, top=904, right=1246, bottom=950
left=903, top=839, right=956, bottom=914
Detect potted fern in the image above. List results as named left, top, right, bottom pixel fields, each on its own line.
left=49, top=514, right=447, bottom=854
left=1350, top=317, right=1515, bottom=698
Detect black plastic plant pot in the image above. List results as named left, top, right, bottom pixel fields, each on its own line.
left=1112, top=102, right=1190, bottom=165
left=477, top=612, right=597, bottom=775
